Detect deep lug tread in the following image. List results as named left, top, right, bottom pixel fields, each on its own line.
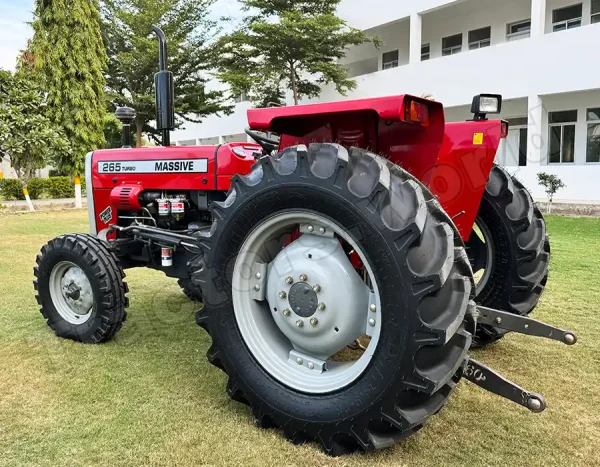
left=178, top=278, right=203, bottom=302
left=197, top=143, right=473, bottom=455
left=471, top=165, right=550, bottom=347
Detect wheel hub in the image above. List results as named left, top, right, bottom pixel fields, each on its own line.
left=288, top=282, right=318, bottom=317
left=50, top=261, right=95, bottom=324
left=232, top=212, right=382, bottom=393
left=267, top=233, right=370, bottom=360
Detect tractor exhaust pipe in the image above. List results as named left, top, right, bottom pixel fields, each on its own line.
left=151, top=25, right=175, bottom=147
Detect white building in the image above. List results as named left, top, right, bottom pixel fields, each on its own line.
left=173, top=0, right=600, bottom=203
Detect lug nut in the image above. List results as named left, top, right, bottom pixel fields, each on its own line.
left=369, top=318, right=376, bottom=327
left=310, top=317, right=318, bottom=326
left=283, top=309, right=291, bottom=317
left=307, top=362, right=314, bottom=370
left=319, top=227, right=326, bottom=234
left=296, top=320, right=304, bottom=328
left=313, top=284, right=321, bottom=293
left=253, top=284, right=260, bottom=291
left=296, top=357, right=303, bottom=365
left=317, top=303, right=326, bottom=311
left=299, top=274, right=308, bottom=282
left=307, top=225, right=314, bottom=232
left=285, top=277, right=294, bottom=285
left=255, top=272, right=262, bottom=279
left=370, top=304, right=377, bottom=312
left=279, top=291, right=287, bottom=299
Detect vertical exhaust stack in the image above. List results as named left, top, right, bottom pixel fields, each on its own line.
left=152, top=25, right=175, bottom=146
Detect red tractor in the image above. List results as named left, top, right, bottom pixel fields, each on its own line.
left=33, top=27, right=575, bottom=455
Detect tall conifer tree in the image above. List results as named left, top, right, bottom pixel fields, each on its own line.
left=31, top=0, right=108, bottom=174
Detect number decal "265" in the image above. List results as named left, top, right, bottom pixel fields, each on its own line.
left=100, top=162, right=122, bottom=173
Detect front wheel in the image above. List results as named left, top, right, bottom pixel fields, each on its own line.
left=34, top=234, right=129, bottom=343
left=195, top=144, right=474, bottom=455
left=467, top=165, right=550, bottom=347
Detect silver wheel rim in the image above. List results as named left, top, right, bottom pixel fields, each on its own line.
left=49, top=261, right=95, bottom=324
left=232, top=211, right=382, bottom=394
left=472, top=217, right=494, bottom=295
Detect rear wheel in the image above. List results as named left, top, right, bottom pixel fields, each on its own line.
left=467, top=165, right=550, bottom=347
left=34, top=234, right=129, bottom=343
left=178, top=278, right=203, bottom=302
left=195, top=144, right=474, bottom=455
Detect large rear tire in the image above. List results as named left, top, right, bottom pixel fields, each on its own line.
left=177, top=278, right=203, bottom=302
left=468, top=165, right=550, bottom=347
left=195, top=144, right=474, bottom=455
left=34, top=234, right=129, bottom=343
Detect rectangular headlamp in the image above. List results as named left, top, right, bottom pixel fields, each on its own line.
left=471, top=94, right=502, bottom=116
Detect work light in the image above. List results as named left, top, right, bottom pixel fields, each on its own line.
left=471, top=94, right=502, bottom=120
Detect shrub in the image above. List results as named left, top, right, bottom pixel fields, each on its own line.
left=0, top=179, right=25, bottom=200
left=47, top=176, right=75, bottom=199
left=27, top=178, right=50, bottom=200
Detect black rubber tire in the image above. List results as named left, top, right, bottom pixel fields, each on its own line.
left=33, top=233, right=129, bottom=343
left=194, top=144, right=474, bottom=455
left=178, top=278, right=203, bottom=302
left=469, top=165, right=550, bottom=347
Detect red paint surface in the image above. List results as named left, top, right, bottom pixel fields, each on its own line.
left=90, top=95, right=502, bottom=241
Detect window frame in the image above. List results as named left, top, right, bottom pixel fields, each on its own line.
left=586, top=107, right=600, bottom=164
left=506, top=19, right=531, bottom=40
left=442, top=33, right=463, bottom=56
left=468, top=26, right=492, bottom=50
left=421, top=43, right=430, bottom=61
left=382, top=50, right=399, bottom=70
left=592, top=0, right=600, bottom=23
left=552, top=4, right=583, bottom=32
left=548, top=110, right=578, bottom=164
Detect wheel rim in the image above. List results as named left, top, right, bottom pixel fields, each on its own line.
left=49, top=261, right=94, bottom=324
left=232, top=211, right=382, bottom=394
left=467, top=216, right=494, bottom=295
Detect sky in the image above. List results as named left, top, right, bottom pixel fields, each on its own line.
left=0, top=0, right=35, bottom=71
left=0, top=0, right=242, bottom=72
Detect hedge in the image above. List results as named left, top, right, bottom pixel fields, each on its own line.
left=0, top=177, right=86, bottom=201
left=0, top=179, right=26, bottom=200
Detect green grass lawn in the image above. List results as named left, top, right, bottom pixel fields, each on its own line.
left=0, top=210, right=599, bottom=467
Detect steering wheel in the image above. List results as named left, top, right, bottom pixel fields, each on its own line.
left=245, top=128, right=280, bottom=154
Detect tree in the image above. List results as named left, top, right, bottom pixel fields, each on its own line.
left=537, top=172, right=566, bottom=214
left=101, top=0, right=232, bottom=147
left=0, top=71, right=71, bottom=190
left=30, top=0, right=107, bottom=175
left=211, top=0, right=380, bottom=106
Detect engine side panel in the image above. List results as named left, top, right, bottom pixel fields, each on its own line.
left=88, top=143, right=259, bottom=234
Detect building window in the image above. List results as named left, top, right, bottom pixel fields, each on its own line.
left=382, top=50, right=399, bottom=70
left=468, top=27, right=491, bottom=50
left=442, top=34, right=462, bottom=56
left=548, top=110, right=577, bottom=163
left=552, top=4, right=582, bottom=32
left=421, top=43, right=430, bottom=61
left=587, top=108, right=600, bottom=163
left=506, top=19, right=531, bottom=40
left=592, top=0, right=600, bottom=23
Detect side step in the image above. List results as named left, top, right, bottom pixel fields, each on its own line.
left=465, top=304, right=578, bottom=412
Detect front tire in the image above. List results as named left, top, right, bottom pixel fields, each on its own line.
left=468, top=165, right=550, bottom=347
left=34, top=234, right=129, bottom=343
left=195, top=144, right=474, bottom=455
